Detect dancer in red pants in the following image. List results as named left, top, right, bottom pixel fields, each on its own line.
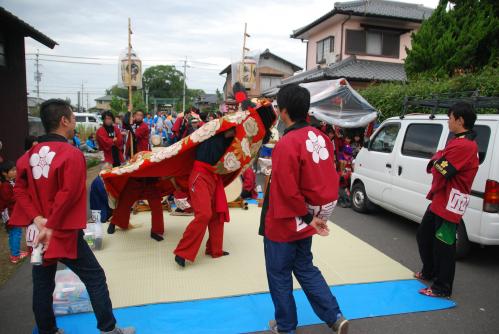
left=173, top=129, right=235, bottom=266
left=108, top=177, right=165, bottom=241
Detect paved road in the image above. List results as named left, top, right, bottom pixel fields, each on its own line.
left=255, top=206, right=499, bottom=334
left=1, top=206, right=498, bottom=334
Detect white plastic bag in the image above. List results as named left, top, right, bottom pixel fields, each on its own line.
left=52, top=269, right=92, bottom=315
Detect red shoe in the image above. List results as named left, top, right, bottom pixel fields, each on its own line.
left=419, top=287, right=450, bottom=298
left=9, top=255, right=21, bottom=264
left=19, top=251, right=29, bottom=259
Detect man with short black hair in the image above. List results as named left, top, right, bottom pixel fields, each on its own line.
left=260, top=85, right=348, bottom=334
left=10, top=99, right=135, bottom=334
left=416, top=102, right=479, bottom=298
left=97, top=111, right=124, bottom=167
left=132, top=109, right=150, bottom=152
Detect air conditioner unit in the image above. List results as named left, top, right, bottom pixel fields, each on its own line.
left=325, top=52, right=338, bottom=66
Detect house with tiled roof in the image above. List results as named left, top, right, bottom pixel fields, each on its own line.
left=220, top=48, right=302, bottom=99
left=94, top=95, right=125, bottom=111
left=283, top=0, right=433, bottom=89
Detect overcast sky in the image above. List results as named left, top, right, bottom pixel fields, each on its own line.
left=3, top=0, right=439, bottom=109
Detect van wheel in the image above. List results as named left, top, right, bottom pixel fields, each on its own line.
left=351, top=183, right=373, bottom=213
left=456, top=221, right=471, bottom=260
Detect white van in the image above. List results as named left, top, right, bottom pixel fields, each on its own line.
left=75, top=112, right=102, bottom=131
left=351, top=114, right=499, bottom=258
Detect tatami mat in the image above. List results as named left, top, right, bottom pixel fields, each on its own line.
left=96, top=206, right=413, bottom=308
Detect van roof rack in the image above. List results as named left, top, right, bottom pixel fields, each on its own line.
left=400, top=90, right=499, bottom=119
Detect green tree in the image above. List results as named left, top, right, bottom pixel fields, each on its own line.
left=187, top=88, right=205, bottom=108
left=106, top=85, right=129, bottom=99
left=405, top=0, right=499, bottom=78
left=110, top=96, right=127, bottom=115
left=132, top=91, right=146, bottom=112
left=143, top=65, right=184, bottom=98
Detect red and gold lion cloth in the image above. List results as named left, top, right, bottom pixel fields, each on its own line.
left=101, top=102, right=275, bottom=205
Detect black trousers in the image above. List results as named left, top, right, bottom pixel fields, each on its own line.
left=416, top=208, right=457, bottom=295
left=33, top=231, right=116, bottom=334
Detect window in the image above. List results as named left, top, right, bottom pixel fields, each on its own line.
left=346, top=29, right=400, bottom=58
left=75, top=116, right=86, bottom=123
left=447, top=125, right=491, bottom=164
left=260, top=76, right=282, bottom=91
left=88, top=116, right=97, bottom=123
left=370, top=123, right=400, bottom=153
left=316, top=36, right=334, bottom=64
left=0, top=32, right=6, bottom=67
left=402, top=124, right=443, bottom=159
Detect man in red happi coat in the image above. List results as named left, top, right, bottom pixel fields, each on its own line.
left=173, top=128, right=236, bottom=266
left=259, top=85, right=349, bottom=334
left=123, top=110, right=150, bottom=158
left=96, top=111, right=124, bottom=167
left=9, top=99, right=134, bottom=334
left=416, top=102, right=479, bottom=298
left=173, top=83, right=277, bottom=267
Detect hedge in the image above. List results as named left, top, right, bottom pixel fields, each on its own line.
left=359, top=65, right=499, bottom=122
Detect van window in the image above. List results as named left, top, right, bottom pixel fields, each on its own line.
left=369, top=123, right=400, bottom=153
left=75, top=116, right=86, bottom=123
left=447, top=125, right=491, bottom=164
left=402, top=124, right=443, bottom=159
left=88, top=116, right=97, bottom=123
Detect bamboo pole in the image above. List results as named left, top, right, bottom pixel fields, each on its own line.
left=128, top=18, right=134, bottom=157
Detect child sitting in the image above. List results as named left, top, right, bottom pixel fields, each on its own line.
left=337, top=158, right=352, bottom=208
left=0, top=161, right=28, bottom=264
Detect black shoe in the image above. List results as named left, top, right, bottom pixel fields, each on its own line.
left=206, top=250, right=230, bottom=257
left=175, top=255, right=185, bottom=267
left=150, top=232, right=164, bottom=242
left=107, top=224, right=116, bottom=234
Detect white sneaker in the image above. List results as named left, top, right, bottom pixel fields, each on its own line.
left=101, top=327, right=136, bottom=334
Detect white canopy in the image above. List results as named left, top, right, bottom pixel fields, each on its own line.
left=301, top=78, right=378, bottom=128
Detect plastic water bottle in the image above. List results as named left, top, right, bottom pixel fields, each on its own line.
left=31, top=244, right=43, bottom=266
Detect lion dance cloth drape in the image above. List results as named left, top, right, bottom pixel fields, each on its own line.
left=101, top=104, right=275, bottom=208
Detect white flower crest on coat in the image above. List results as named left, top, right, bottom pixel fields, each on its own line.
left=305, top=131, right=329, bottom=164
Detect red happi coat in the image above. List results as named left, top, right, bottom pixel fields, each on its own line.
left=96, top=125, right=124, bottom=165
left=134, top=121, right=150, bottom=152
left=426, top=134, right=479, bottom=224
left=265, top=125, right=339, bottom=242
left=0, top=181, right=15, bottom=219
left=10, top=140, right=87, bottom=260
left=242, top=167, right=257, bottom=199
left=101, top=107, right=274, bottom=207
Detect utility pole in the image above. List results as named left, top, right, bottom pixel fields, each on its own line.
left=81, top=81, right=84, bottom=112
left=77, top=91, right=80, bottom=113
left=182, top=57, right=187, bottom=113
left=127, top=18, right=133, bottom=113
left=242, top=23, right=250, bottom=63
left=34, top=49, right=42, bottom=100
left=87, top=93, right=89, bottom=110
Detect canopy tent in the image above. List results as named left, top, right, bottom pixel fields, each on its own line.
left=303, top=78, right=378, bottom=128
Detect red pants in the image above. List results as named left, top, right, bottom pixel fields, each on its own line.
left=111, top=178, right=165, bottom=235
left=174, top=171, right=224, bottom=262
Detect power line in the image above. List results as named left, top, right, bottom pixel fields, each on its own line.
left=26, top=53, right=223, bottom=67
left=26, top=58, right=109, bottom=65
left=26, top=53, right=110, bottom=60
